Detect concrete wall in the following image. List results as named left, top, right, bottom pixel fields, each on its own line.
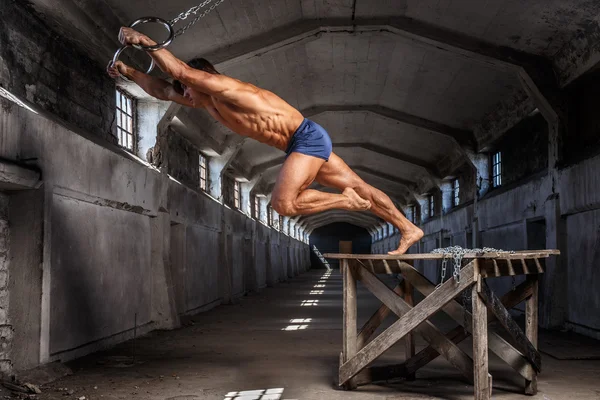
left=0, top=98, right=310, bottom=373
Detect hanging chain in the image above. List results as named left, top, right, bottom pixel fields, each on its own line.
left=432, top=246, right=515, bottom=335
left=169, top=0, right=226, bottom=39
left=436, top=257, right=448, bottom=289
left=432, top=246, right=515, bottom=285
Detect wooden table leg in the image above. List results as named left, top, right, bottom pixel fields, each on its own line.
left=403, top=278, right=416, bottom=381
left=525, top=274, right=539, bottom=395
left=342, top=259, right=358, bottom=390
left=472, top=276, right=490, bottom=400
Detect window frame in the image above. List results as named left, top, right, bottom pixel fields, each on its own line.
left=199, top=153, right=208, bottom=191
left=267, top=205, right=273, bottom=226
left=233, top=180, right=241, bottom=209
left=492, top=151, right=502, bottom=188
left=453, top=178, right=460, bottom=207
left=116, top=89, right=136, bottom=152
left=428, top=194, right=435, bottom=218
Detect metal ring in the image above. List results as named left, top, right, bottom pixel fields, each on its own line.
left=128, top=17, right=175, bottom=51
left=111, top=46, right=156, bottom=81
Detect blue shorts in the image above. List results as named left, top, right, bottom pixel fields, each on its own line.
left=285, top=119, right=333, bottom=162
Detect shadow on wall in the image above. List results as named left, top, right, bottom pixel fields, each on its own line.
left=309, top=222, right=371, bottom=270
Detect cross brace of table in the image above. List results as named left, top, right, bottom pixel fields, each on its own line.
left=327, top=251, right=559, bottom=400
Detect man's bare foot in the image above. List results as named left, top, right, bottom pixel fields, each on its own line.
left=343, top=188, right=371, bottom=211
left=388, top=226, right=424, bottom=255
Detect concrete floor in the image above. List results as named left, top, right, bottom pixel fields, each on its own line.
left=17, top=269, right=600, bottom=400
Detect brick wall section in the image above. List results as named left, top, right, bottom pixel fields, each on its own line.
left=493, top=113, right=549, bottom=187
left=0, top=1, right=116, bottom=143
left=0, top=194, right=12, bottom=375
left=153, top=128, right=200, bottom=189
left=565, top=69, right=600, bottom=165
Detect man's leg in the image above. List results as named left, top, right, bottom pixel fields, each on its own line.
left=271, top=152, right=371, bottom=216
left=315, top=152, right=423, bottom=255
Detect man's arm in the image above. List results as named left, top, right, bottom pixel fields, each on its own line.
left=118, top=28, right=246, bottom=100
left=108, top=61, right=193, bottom=107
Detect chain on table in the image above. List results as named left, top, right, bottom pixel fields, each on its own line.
left=432, top=246, right=515, bottom=334
left=432, top=246, right=515, bottom=285
left=169, top=0, right=226, bottom=38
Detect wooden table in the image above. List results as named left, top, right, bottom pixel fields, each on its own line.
left=324, top=250, right=560, bottom=400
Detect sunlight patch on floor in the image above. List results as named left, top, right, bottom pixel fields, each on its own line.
left=224, top=387, right=284, bottom=399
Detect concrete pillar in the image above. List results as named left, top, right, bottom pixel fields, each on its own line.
left=273, top=209, right=281, bottom=231
left=471, top=217, right=480, bottom=248
left=150, top=210, right=180, bottom=330
left=540, top=194, right=567, bottom=328
left=243, top=225, right=258, bottom=293
left=208, top=141, right=244, bottom=201
left=416, top=195, right=428, bottom=223
left=0, top=194, right=12, bottom=374
left=240, top=183, right=252, bottom=216
left=440, top=181, right=453, bottom=214
left=283, top=216, right=290, bottom=235
left=265, top=233, right=276, bottom=288
left=241, top=175, right=262, bottom=216
left=259, top=196, right=268, bottom=224
left=218, top=211, right=234, bottom=304
left=137, top=101, right=169, bottom=162
left=467, top=151, right=490, bottom=198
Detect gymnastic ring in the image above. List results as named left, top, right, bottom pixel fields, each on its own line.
left=128, top=17, right=175, bottom=51
left=111, top=46, right=156, bottom=81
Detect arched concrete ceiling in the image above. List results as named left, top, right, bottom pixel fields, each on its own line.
left=59, top=0, right=600, bottom=65
left=30, top=0, right=600, bottom=233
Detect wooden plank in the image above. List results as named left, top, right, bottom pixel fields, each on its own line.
left=479, top=283, right=542, bottom=372
left=472, top=281, right=491, bottom=400
left=361, top=257, right=546, bottom=276
left=534, top=258, right=544, bottom=273
left=521, top=258, right=530, bottom=274
left=399, top=261, right=532, bottom=379
left=324, top=250, right=560, bottom=260
left=403, top=277, right=416, bottom=381
left=525, top=275, right=539, bottom=395
left=356, top=284, right=404, bottom=349
left=341, top=259, right=358, bottom=390
left=339, top=262, right=476, bottom=384
left=353, top=265, right=474, bottom=382
left=506, top=259, right=516, bottom=275
left=480, top=258, right=544, bottom=278
left=404, top=327, right=470, bottom=376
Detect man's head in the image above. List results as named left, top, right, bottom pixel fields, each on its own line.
left=173, top=58, right=219, bottom=96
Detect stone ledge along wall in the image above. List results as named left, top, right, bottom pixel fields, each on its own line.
left=0, top=99, right=310, bottom=373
